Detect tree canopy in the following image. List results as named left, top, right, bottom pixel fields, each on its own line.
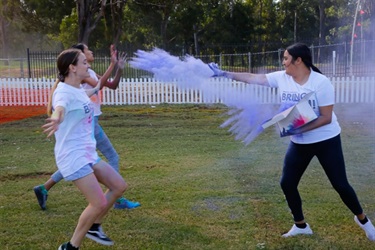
left=0, top=0, right=373, bottom=57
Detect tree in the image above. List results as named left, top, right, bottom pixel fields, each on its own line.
left=0, top=1, right=17, bottom=57
left=19, top=0, right=75, bottom=34
left=109, top=0, right=128, bottom=45
left=76, top=0, right=107, bottom=45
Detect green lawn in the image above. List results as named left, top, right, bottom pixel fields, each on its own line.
left=0, top=104, right=374, bottom=250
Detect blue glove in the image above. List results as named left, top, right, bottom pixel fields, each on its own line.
left=280, top=127, right=302, bottom=137
left=208, top=62, right=226, bottom=77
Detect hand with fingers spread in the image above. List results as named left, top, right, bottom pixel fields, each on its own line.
left=208, top=62, right=227, bottom=77
left=117, top=52, right=127, bottom=70
left=42, top=107, right=64, bottom=138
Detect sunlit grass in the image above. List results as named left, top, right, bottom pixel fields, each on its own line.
left=0, top=104, right=374, bottom=249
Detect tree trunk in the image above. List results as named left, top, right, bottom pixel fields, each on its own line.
left=0, top=17, right=7, bottom=58
left=110, top=0, right=127, bottom=46
left=76, top=0, right=107, bottom=45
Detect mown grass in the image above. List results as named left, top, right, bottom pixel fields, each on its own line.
left=0, top=104, right=374, bottom=250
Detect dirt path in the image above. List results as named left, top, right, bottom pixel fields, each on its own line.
left=0, top=106, right=46, bottom=124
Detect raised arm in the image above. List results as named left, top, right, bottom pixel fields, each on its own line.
left=96, top=44, right=118, bottom=89
left=104, top=52, right=127, bottom=90
left=208, top=63, right=269, bottom=86
left=82, top=45, right=118, bottom=96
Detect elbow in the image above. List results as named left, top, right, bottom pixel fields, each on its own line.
left=105, top=83, right=116, bottom=90
left=321, top=115, right=332, bottom=126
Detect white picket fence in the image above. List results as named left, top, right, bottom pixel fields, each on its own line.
left=0, top=77, right=374, bottom=106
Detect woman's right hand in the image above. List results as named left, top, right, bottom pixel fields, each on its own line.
left=208, top=62, right=226, bottom=77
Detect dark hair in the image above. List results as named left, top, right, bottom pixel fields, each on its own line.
left=71, top=43, right=86, bottom=53
left=286, top=43, right=322, bottom=74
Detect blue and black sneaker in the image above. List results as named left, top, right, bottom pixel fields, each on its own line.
left=33, top=185, right=48, bottom=210
left=114, top=197, right=140, bottom=209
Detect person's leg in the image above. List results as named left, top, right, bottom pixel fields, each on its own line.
left=280, top=141, right=314, bottom=237
left=94, top=117, right=119, bottom=172
left=94, top=116, right=140, bottom=209
left=68, top=173, right=109, bottom=248
left=33, top=170, right=64, bottom=210
left=317, top=135, right=363, bottom=215
left=317, top=135, right=375, bottom=241
left=45, top=170, right=64, bottom=190
left=90, top=160, right=128, bottom=222
left=84, top=160, right=127, bottom=245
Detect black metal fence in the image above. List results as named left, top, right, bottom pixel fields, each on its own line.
left=198, top=40, right=375, bottom=77
left=0, top=40, right=374, bottom=79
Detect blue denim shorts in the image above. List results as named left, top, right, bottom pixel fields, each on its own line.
left=65, top=158, right=101, bottom=181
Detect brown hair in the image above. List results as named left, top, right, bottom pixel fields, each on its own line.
left=47, top=49, right=81, bottom=116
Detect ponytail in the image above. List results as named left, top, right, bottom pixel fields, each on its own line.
left=47, top=79, right=60, bottom=116
left=311, top=65, right=322, bottom=74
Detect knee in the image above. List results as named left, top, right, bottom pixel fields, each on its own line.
left=280, top=177, right=296, bottom=192
left=332, top=182, right=351, bottom=194
left=114, top=180, right=128, bottom=198
left=91, top=197, right=108, bottom=213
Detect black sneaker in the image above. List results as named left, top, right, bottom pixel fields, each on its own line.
left=33, top=185, right=48, bottom=210
left=86, top=225, right=114, bottom=246
left=58, top=242, right=67, bottom=250
left=58, top=242, right=79, bottom=250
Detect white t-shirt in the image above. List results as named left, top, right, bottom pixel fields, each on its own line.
left=266, top=70, right=341, bottom=144
left=52, top=82, right=99, bottom=178
left=82, top=68, right=102, bottom=116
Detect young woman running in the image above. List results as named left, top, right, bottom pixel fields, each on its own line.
left=43, top=48, right=127, bottom=249
left=34, top=44, right=140, bottom=210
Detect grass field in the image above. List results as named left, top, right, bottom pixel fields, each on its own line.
left=0, top=104, right=374, bottom=250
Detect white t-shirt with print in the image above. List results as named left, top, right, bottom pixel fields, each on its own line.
left=266, top=70, right=341, bottom=144
left=82, top=68, right=102, bottom=116
left=52, top=82, right=99, bottom=178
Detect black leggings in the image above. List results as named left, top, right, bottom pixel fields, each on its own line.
left=280, top=134, right=363, bottom=222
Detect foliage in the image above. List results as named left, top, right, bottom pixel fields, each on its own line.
left=0, top=0, right=373, bottom=56
left=58, top=8, right=80, bottom=49
left=19, top=0, right=76, bottom=34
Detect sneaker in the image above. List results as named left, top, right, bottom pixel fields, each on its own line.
left=354, top=216, right=375, bottom=241
left=86, top=225, right=114, bottom=246
left=33, top=185, right=48, bottom=210
left=58, top=242, right=79, bottom=250
left=282, top=223, right=313, bottom=237
left=58, top=242, right=68, bottom=250
left=114, top=197, right=141, bottom=209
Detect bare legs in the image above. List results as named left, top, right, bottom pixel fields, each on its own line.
left=69, top=160, right=127, bottom=247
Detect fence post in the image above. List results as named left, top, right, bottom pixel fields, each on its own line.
left=20, top=59, right=24, bottom=78
left=332, top=51, right=336, bottom=76
left=248, top=52, right=251, bottom=73
left=27, top=48, right=31, bottom=78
